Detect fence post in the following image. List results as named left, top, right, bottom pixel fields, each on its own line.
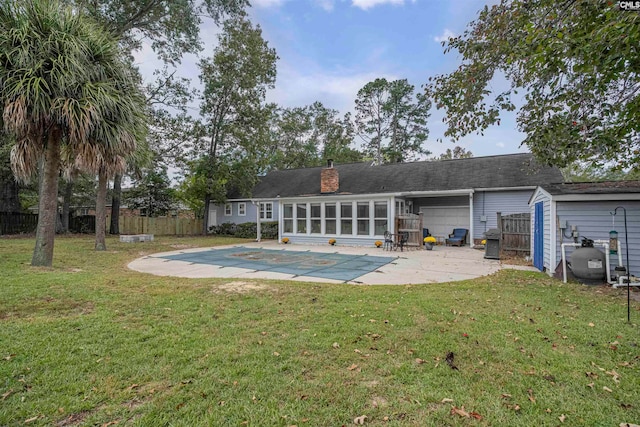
left=496, top=212, right=502, bottom=255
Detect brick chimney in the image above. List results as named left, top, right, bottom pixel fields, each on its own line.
left=321, top=159, right=339, bottom=194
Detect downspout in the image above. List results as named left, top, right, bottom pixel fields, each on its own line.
left=549, top=198, right=557, bottom=277
left=252, top=200, right=261, bottom=242
left=469, top=191, right=475, bottom=248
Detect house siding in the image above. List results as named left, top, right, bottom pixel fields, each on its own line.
left=473, top=190, right=533, bottom=240
left=554, top=200, right=640, bottom=277
left=211, top=200, right=279, bottom=225
left=530, top=190, right=552, bottom=272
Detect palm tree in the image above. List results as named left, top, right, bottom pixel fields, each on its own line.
left=0, top=0, right=147, bottom=266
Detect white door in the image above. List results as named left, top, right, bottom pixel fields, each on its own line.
left=208, top=208, right=217, bottom=228
left=420, top=206, right=470, bottom=242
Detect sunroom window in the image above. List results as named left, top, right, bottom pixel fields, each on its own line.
left=310, top=203, right=321, bottom=234
left=283, top=204, right=293, bottom=233
left=341, top=203, right=352, bottom=235
left=374, top=202, right=387, bottom=235
left=297, top=204, right=307, bottom=233
left=357, top=202, right=369, bottom=236
left=325, top=203, right=336, bottom=235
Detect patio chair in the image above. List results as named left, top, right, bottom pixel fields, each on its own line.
left=446, top=228, right=468, bottom=246
left=396, top=231, right=409, bottom=252
left=383, top=231, right=394, bottom=251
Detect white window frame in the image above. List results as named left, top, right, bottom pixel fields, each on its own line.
left=283, top=203, right=293, bottom=233
left=238, top=202, right=246, bottom=216
left=224, top=203, right=232, bottom=216
left=260, top=202, right=273, bottom=220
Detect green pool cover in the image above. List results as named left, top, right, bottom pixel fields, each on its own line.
left=158, top=246, right=396, bottom=282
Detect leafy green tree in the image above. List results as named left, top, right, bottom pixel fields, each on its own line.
left=69, top=0, right=248, bottom=64
left=0, top=0, right=146, bottom=264
left=562, top=163, right=640, bottom=183
left=270, top=102, right=361, bottom=169
left=196, top=14, right=277, bottom=232
left=426, top=0, right=640, bottom=169
left=67, top=0, right=247, bottom=234
left=124, top=166, right=176, bottom=217
left=436, top=146, right=474, bottom=160
left=355, top=78, right=431, bottom=164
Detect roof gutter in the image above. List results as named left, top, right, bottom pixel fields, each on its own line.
left=473, top=186, right=537, bottom=192
left=396, top=189, right=474, bottom=197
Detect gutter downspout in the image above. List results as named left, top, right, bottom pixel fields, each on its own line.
left=469, top=191, right=475, bottom=248
left=252, top=200, right=261, bottom=242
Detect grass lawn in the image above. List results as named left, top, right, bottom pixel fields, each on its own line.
left=0, top=235, right=639, bottom=426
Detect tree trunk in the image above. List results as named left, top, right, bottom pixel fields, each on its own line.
left=109, top=173, right=122, bottom=234
left=202, top=194, right=211, bottom=235
left=32, top=132, right=61, bottom=267
left=95, top=170, right=108, bottom=251
left=61, top=180, right=73, bottom=233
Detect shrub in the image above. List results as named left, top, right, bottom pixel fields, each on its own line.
left=208, top=221, right=278, bottom=239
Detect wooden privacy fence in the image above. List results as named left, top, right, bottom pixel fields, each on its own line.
left=497, top=212, right=530, bottom=255
left=106, top=215, right=203, bottom=236
left=0, top=212, right=38, bottom=235
left=395, top=213, right=424, bottom=249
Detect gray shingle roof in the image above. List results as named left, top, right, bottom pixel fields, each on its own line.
left=541, top=180, right=640, bottom=195
left=247, top=153, right=563, bottom=199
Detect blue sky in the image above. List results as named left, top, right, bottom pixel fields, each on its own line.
left=135, top=0, right=526, bottom=159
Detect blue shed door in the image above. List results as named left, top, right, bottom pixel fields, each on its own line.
left=533, top=202, right=544, bottom=271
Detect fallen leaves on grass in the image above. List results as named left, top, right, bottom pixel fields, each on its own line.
left=332, top=342, right=340, bottom=349
left=2, top=389, right=13, bottom=400
left=441, top=398, right=454, bottom=403
left=620, top=423, right=640, bottom=427
left=606, top=370, right=621, bottom=383
left=450, top=406, right=482, bottom=420
left=347, top=364, right=361, bottom=372
left=604, top=386, right=613, bottom=393
left=353, top=414, right=367, bottom=424
left=527, top=389, right=536, bottom=403
left=559, top=414, right=566, bottom=423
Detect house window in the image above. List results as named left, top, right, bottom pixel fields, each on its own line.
left=341, top=203, right=352, bottom=235
left=297, top=204, right=307, bottom=233
left=325, top=203, right=336, bottom=235
left=283, top=204, right=293, bottom=233
left=260, top=202, right=273, bottom=220
left=224, top=203, right=232, bottom=216
left=357, top=202, right=370, bottom=236
left=310, top=203, right=321, bottom=233
left=238, top=202, right=246, bottom=216
left=374, top=202, right=388, bottom=235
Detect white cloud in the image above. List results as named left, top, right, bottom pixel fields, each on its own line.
left=496, top=142, right=505, bottom=148
left=252, top=0, right=288, bottom=8
left=267, top=61, right=397, bottom=113
left=315, top=0, right=335, bottom=11
left=351, top=0, right=413, bottom=11
left=433, top=28, right=456, bottom=43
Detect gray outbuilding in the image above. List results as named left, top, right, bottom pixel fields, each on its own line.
left=529, top=181, right=640, bottom=280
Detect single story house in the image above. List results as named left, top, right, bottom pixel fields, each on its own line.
left=529, top=181, right=640, bottom=279
left=210, top=153, right=563, bottom=248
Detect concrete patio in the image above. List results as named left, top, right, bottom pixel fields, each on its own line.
left=127, top=241, right=534, bottom=284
